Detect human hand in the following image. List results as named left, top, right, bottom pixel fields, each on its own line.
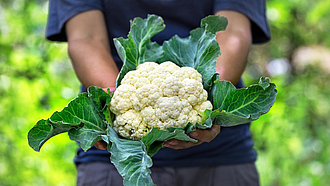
left=95, top=125, right=221, bottom=150
left=94, top=140, right=108, bottom=150
left=162, top=125, right=221, bottom=150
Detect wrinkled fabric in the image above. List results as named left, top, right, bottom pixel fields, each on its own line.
left=76, top=162, right=259, bottom=186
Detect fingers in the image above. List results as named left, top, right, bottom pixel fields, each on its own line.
left=163, top=125, right=221, bottom=150
left=163, top=139, right=202, bottom=150
left=94, top=125, right=221, bottom=150
left=94, top=141, right=108, bottom=150
left=189, top=125, right=221, bottom=143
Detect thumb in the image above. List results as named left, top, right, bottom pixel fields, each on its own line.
left=94, top=141, right=108, bottom=150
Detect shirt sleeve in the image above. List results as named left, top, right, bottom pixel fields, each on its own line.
left=46, top=0, right=104, bottom=42
left=214, top=0, right=270, bottom=44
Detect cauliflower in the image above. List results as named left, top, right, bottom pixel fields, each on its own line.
left=109, top=61, right=213, bottom=140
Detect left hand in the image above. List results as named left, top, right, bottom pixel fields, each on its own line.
left=162, top=125, right=221, bottom=149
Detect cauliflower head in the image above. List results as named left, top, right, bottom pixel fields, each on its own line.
left=109, top=61, right=213, bottom=140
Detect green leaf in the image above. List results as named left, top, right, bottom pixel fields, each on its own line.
left=211, top=110, right=256, bottom=127
left=201, top=15, right=228, bottom=34
left=106, top=125, right=154, bottom=186
left=27, top=86, right=110, bottom=151
left=205, top=73, right=220, bottom=96
left=183, top=110, right=213, bottom=134
left=211, top=77, right=278, bottom=126
left=114, top=14, right=165, bottom=86
left=142, top=128, right=197, bottom=157
left=27, top=119, right=84, bottom=152
left=197, top=109, right=214, bottom=129
left=161, top=15, right=227, bottom=90
left=211, top=80, right=237, bottom=109
left=88, top=86, right=112, bottom=112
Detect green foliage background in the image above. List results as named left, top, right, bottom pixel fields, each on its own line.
left=0, top=0, right=329, bottom=185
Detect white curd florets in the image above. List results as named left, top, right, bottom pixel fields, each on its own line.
left=109, top=61, right=212, bottom=140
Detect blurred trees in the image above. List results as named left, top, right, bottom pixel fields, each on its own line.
left=0, top=0, right=79, bottom=185
left=246, top=70, right=330, bottom=186
left=245, top=0, right=330, bottom=185
left=0, top=0, right=329, bottom=185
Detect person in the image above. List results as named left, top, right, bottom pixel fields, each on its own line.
left=46, top=0, right=270, bottom=185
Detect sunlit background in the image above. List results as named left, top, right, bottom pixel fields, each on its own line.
left=0, top=0, right=329, bottom=185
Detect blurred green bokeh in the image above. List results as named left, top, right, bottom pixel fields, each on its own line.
left=0, top=0, right=329, bottom=185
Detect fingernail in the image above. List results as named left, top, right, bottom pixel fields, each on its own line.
left=190, top=132, right=198, bottom=138
left=169, top=140, right=178, bottom=146
left=163, top=140, right=179, bottom=147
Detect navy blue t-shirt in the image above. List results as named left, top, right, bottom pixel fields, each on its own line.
left=46, top=0, right=270, bottom=167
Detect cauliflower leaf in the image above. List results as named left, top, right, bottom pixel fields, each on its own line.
left=28, top=87, right=110, bottom=151
left=114, top=14, right=227, bottom=92
left=160, top=15, right=227, bottom=90
left=105, top=125, right=154, bottom=186
left=27, top=119, right=84, bottom=152
left=211, top=77, right=278, bottom=126
left=114, top=14, right=165, bottom=87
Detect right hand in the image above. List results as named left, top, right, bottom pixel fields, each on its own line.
left=94, top=141, right=108, bottom=150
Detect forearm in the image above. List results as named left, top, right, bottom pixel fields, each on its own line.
left=215, top=11, right=252, bottom=85
left=68, top=38, right=119, bottom=89
left=65, top=10, right=119, bottom=89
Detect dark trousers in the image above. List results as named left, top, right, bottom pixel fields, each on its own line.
left=76, top=162, right=259, bottom=186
